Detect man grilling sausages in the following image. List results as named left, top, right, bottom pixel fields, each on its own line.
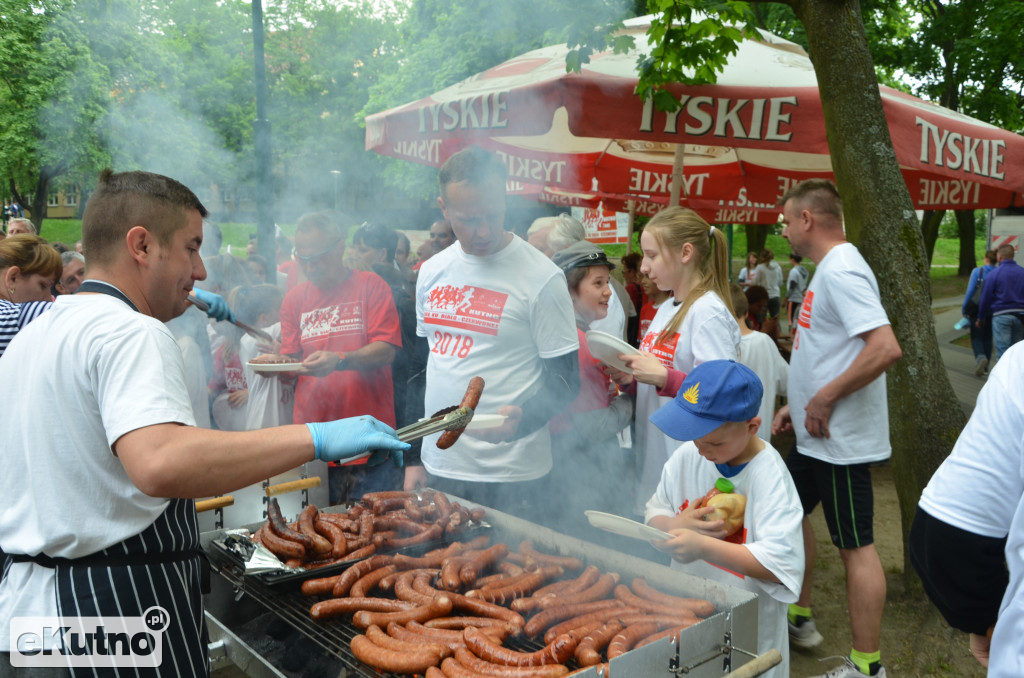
left=0, top=170, right=407, bottom=676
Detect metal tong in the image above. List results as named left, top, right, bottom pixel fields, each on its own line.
left=345, top=407, right=475, bottom=464
left=186, top=296, right=275, bottom=344
left=396, top=406, right=475, bottom=443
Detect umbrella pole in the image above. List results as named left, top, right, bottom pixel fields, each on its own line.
left=626, top=200, right=636, bottom=252
left=670, top=144, right=685, bottom=206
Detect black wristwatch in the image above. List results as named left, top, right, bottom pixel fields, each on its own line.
left=335, top=353, right=348, bottom=372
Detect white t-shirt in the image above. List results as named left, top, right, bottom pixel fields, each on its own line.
left=753, top=261, right=784, bottom=299
left=918, top=342, right=1024, bottom=678
left=240, top=322, right=295, bottom=430
left=738, top=331, right=789, bottom=443
left=416, top=236, right=579, bottom=481
left=0, top=294, right=195, bottom=650
left=633, top=291, right=740, bottom=514
left=645, top=441, right=804, bottom=678
left=788, top=243, right=892, bottom=464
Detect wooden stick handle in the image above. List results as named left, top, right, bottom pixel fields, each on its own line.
left=265, top=477, right=321, bottom=497
left=195, top=496, right=234, bottom=512
left=725, top=650, right=782, bottom=678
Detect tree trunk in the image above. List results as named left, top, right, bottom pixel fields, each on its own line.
left=788, top=0, right=967, bottom=584
left=919, top=210, right=944, bottom=264
left=956, top=210, right=977, bottom=275
left=744, top=224, right=768, bottom=256
left=30, top=168, right=59, bottom=235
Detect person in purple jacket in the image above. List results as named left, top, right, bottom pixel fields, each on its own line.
left=976, top=244, right=1024, bottom=360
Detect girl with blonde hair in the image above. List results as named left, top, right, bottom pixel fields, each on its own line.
left=614, top=207, right=740, bottom=514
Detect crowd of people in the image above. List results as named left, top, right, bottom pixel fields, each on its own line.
left=12, top=152, right=1022, bottom=677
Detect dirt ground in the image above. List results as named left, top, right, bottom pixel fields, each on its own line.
left=786, top=454, right=985, bottom=678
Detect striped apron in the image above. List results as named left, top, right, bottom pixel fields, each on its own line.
left=8, top=499, right=209, bottom=677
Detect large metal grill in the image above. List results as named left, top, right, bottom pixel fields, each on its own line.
left=201, top=497, right=762, bottom=678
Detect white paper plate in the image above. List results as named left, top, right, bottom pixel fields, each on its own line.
left=584, top=510, right=673, bottom=541
left=465, top=414, right=508, bottom=431
left=248, top=361, right=303, bottom=373
left=585, top=330, right=640, bottom=373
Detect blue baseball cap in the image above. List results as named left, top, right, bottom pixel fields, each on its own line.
left=651, top=360, right=764, bottom=441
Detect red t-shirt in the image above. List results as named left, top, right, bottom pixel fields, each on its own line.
left=280, top=271, right=402, bottom=430
left=638, top=301, right=660, bottom=341
left=551, top=329, right=613, bottom=435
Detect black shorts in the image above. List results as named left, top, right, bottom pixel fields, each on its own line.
left=786, top=447, right=875, bottom=549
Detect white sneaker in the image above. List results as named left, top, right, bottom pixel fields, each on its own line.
left=976, top=356, right=989, bottom=377
left=788, top=616, right=824, bottom=649
left=808, top=656, right=887, bottom=678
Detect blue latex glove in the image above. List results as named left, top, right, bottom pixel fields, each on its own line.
left=193, top=288, right=235, bottom=322
left=307, top=416, right=409, bottom=466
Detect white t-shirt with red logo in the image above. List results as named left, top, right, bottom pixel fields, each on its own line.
left=416, top=236, right=578, bottom=482
left=633, top=291, right=740, bottom=514
left=789, top=243, right=891, bottom=464
left=644, top=440, right=804, bottom=678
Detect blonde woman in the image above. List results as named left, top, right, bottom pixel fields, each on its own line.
left=0, top=234, right=61, bottom=356
left=611, top=207, right=740, bottom=514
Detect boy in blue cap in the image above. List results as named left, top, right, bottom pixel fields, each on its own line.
left=645, top=359, right=804, bottom=678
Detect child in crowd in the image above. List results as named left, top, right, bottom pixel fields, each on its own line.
left=738, top=250, right=759, bottom=287
left=787, top=253, right=810, bottom=330
left=637, top=272, right=671, bottom=345
left=731, top=284, right=788, bottom=443
left=236, top=284, right=293, bottom=430
left=208, top=286, right=248, bottom=431
left=753, top=248, right=784, bottom=318
left=645, top=360, right=804, bottom=678
left=613, top=207, right=740, bottom=516
left=548, top=241, right=635, bottom=541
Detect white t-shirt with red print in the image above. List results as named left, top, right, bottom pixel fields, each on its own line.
left=633, top=291, right=739, bottom=514
left=645, top=440, right=804, bottom=678
left=788, top=243, right=891, bottom=464
left=416, top=236, right=578, bottom=482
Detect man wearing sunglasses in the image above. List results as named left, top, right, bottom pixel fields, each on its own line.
left=275, top=211, right=404, bottom=503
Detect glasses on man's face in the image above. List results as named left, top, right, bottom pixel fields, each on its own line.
left=295, top=238, right=343, bottom=264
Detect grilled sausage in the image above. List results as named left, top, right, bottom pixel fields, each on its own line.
left=437, top=376, right=485, bottom=449
left=459, top=543, right=510, bottom=587
left=313, top=515, right=349, bottom=559
left=352, top=595, right=454, bottom=631
left=517, top=541, right=583, bottom=571
left=341, top=543, right=377, bottom=562
left=470, top=566, right=562, bottom=605
left=298, top=505, right=334, bottom=556
left=350, top=564, right=398, bottom=598
left=614, top=584, right=710, bottom=619
left=365, top=623, right=450, bottom=661
left=523, top=600, right=623, bottom=638
left=331, top=554, right=394, bottom=597
left=266, top=497, right=315, bottom=554
left=541, top=607, right=641, bottom=645
left=310, top=597, right=414, bottom=622
left=377, top=522, right=445, bottom=551
left=452, top=649, right=570, bottom=677
left=606, top=622, right=659, bottom=659
left=463, top=626, right=576, bottom=667
left=350, top=632, right=444, bottom=674
left=424, top=617, right=523, bottom=636
left=537, top=572, right=618, bottom=609
left=629, top=577, right=716, bottom=618
left=574, top=621, right=623, bottom=666
left=412, top=575, right=526, bottom=628
left=633, top=623, right=696, bottom=650
left=257, top=524, right=306, bottom=562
